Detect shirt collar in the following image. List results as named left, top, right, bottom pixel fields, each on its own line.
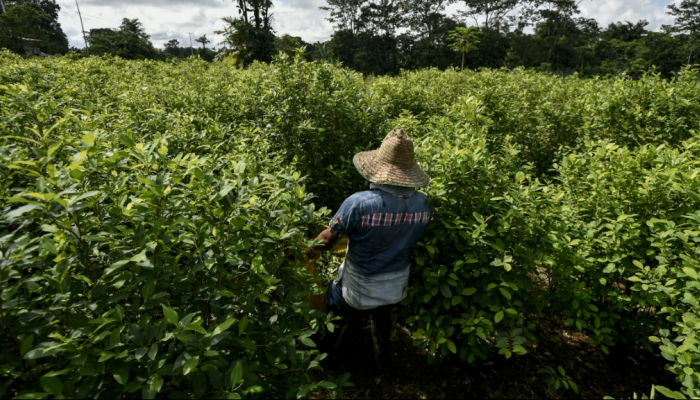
left=370, top=183, right=417, bottom=197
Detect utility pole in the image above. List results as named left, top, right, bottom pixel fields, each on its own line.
left=187, top=32, right=194, bottom=56
left=75, top=0, right=89, bottom=54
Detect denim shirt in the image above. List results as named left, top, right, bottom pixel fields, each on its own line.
left=329, top=184, right=432, bottom=308
left=330, top=185, right=432, bottom=274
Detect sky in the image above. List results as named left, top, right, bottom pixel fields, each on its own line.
left=55, top=0, right=679, bottom=50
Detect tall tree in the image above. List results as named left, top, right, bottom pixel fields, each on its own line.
left=321, top=0, right=365, bottom=34
left=217, top=0, right=276, bottom=64
left=667, top=0, right=700, bottom=64
left=0, top=0, right=68, bottom=54
left=163, top=39, right=182, bottom=57
left=357, top=0, right=405, bottom=36
left=87, top=18, right=159, bottom=60
left=5, top=0, right=60, bottom=19
left=405, top=0, right=447, bottom=40
left=233, top=0, right=273, bottom=30
left=452, top=0, right=520, bottom=32
left=447, top=26, right=481, bottom=69
left=195, top=34, right=211, bottom=49
left=529, top=0, right=582, bottom=65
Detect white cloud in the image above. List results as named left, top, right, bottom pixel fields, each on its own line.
left=577, top=0, right=675, bottom=30
left=56, top=0, right=677, bottom=49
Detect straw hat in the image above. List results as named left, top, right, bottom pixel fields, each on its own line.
left=353, top=129, right=429, bottom=188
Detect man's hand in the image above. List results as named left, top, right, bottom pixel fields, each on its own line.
left=305, top=247, right=320, bottom=260
left=306, top=227, right=342, bottom=259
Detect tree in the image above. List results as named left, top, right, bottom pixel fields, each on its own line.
left=195, top=34, right=211, bottom=49
left=217, top=0, right=276, bottom=64
left=321, top=0, right=365, bottom=34
left=667, top=0, right=700, bottom=64
left=276, top=34, right=307, bottom=57
left=447, top=26, right=481, bottom=69
left=452, top=0, right=520, bottom=32
left=357, top=0, right=405, bottom=36
left=4, top=0, right=60, bottom=19
left=164, top=39, right=180, bottom=53
left=87, top=18, right=160, bottom=60
left=528, top=0, right=582, bottom=66
left=233, top=0, right=273, bottom=30
left=0, top=0, right=68, bottom=54
left=405, top=0, right=447, bottom=40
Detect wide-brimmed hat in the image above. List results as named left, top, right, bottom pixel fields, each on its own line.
left=353, top=129, right=430, bottom=188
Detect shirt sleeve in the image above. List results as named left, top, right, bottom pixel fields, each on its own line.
left=329, top=196, right=358, bottom=237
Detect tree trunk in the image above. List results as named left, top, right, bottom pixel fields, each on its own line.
left=461, top=47, right=465, bottom=70
left=688, top=44, right=694, bottom=66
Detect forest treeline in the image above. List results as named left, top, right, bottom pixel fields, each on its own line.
left=1, top=0, right=699, bottom=78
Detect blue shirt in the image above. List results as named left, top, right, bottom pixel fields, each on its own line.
left=329, top=185, right=432, bottom=276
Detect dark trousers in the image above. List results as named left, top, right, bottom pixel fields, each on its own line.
left=324, top=279, right=394, bottom=358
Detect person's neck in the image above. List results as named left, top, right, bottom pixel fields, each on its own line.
left=370, top=183, right=416, bottom=196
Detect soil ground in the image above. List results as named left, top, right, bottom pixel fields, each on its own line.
left=313, top=311, right=676, bottom=399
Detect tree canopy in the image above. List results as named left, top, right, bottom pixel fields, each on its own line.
left=0, top=0, right=68, bottom=55
left=86, top=18, right=160, bottom=60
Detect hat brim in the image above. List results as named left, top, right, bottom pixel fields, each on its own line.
left=353, top=150, right=430, bottom=188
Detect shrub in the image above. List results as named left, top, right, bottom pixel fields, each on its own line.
left=0, top=82, right=338, bottom=398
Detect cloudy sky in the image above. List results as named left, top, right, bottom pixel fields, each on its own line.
left=55, top=0, right=678, bottom=50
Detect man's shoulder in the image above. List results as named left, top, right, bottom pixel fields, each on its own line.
left=341, top=190, right=381, bottom=208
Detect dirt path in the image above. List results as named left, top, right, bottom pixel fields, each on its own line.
left=315, top=312, right=676, bottom=399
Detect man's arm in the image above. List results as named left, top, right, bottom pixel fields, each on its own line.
left=305, top=227, right=342, bottom=259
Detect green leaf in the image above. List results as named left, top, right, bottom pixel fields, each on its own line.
left=569, top=381, right=579, bottom=394
left=230, top=362, right=243, bottom=389
left=462, top=287, right=477, bottom=296
left=183, top=357, right=199, bottom=375
left=150, top=375, right=164, bottom=393
left=40, top=375, right=63, bottom=396
left=300, top=337, right=316, bottom=348
left=214, top=318, right=236, bottom=336
left=318, top=381, right=337, bottom=390
left=11, top=394, right=49, bottom=399
left=499, top=288, right=511, bottom=300
left=162, top=305, right=178, bottom=326
left=186, top=323, right=209, bottom=335
left=123, top=381, right=142, bottom=393
left=82, top=133, right=95, bottom=146
left=654, top=385, right=687, bottom=399
left=113, top=364, right=129, bottom=385
left=603, top=263, right=616, bottom=274
left=683, top=267, right=698, bottom=280
left=20, top=334, right=34, bottom=356
left=141, top=279, right=156, bottom=301
left=439, top=285, right=453, bottom=298
left=494, top=311, right=504, bottom=323
left=119, top=133, right=136, bottom=148
left=446, top=340, right=457, bottom=354
left=131, top=250, right=148, bottom=263
left=239, top=315, right=248, bottom=336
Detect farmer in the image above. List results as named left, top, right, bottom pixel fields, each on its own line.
left=306, top=129, right=432, bottom=367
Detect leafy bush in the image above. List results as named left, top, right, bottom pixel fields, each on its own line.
left=0, top=81, right=337, bottom=398
left=398, top=99, right=552, bottom=362
left=544, top=138, right=700, bottom=397
left=3, top=49, right=700, bottom=398
left=372, top=67, right=700, bottom=174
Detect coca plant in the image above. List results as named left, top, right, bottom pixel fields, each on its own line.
left=0, top=83, right=343, bottom=398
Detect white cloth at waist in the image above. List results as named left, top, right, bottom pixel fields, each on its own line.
left=334, top=258, right=410, bottom=310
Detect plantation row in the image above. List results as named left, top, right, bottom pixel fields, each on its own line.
left=1, top=50, right=699, bottom=399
